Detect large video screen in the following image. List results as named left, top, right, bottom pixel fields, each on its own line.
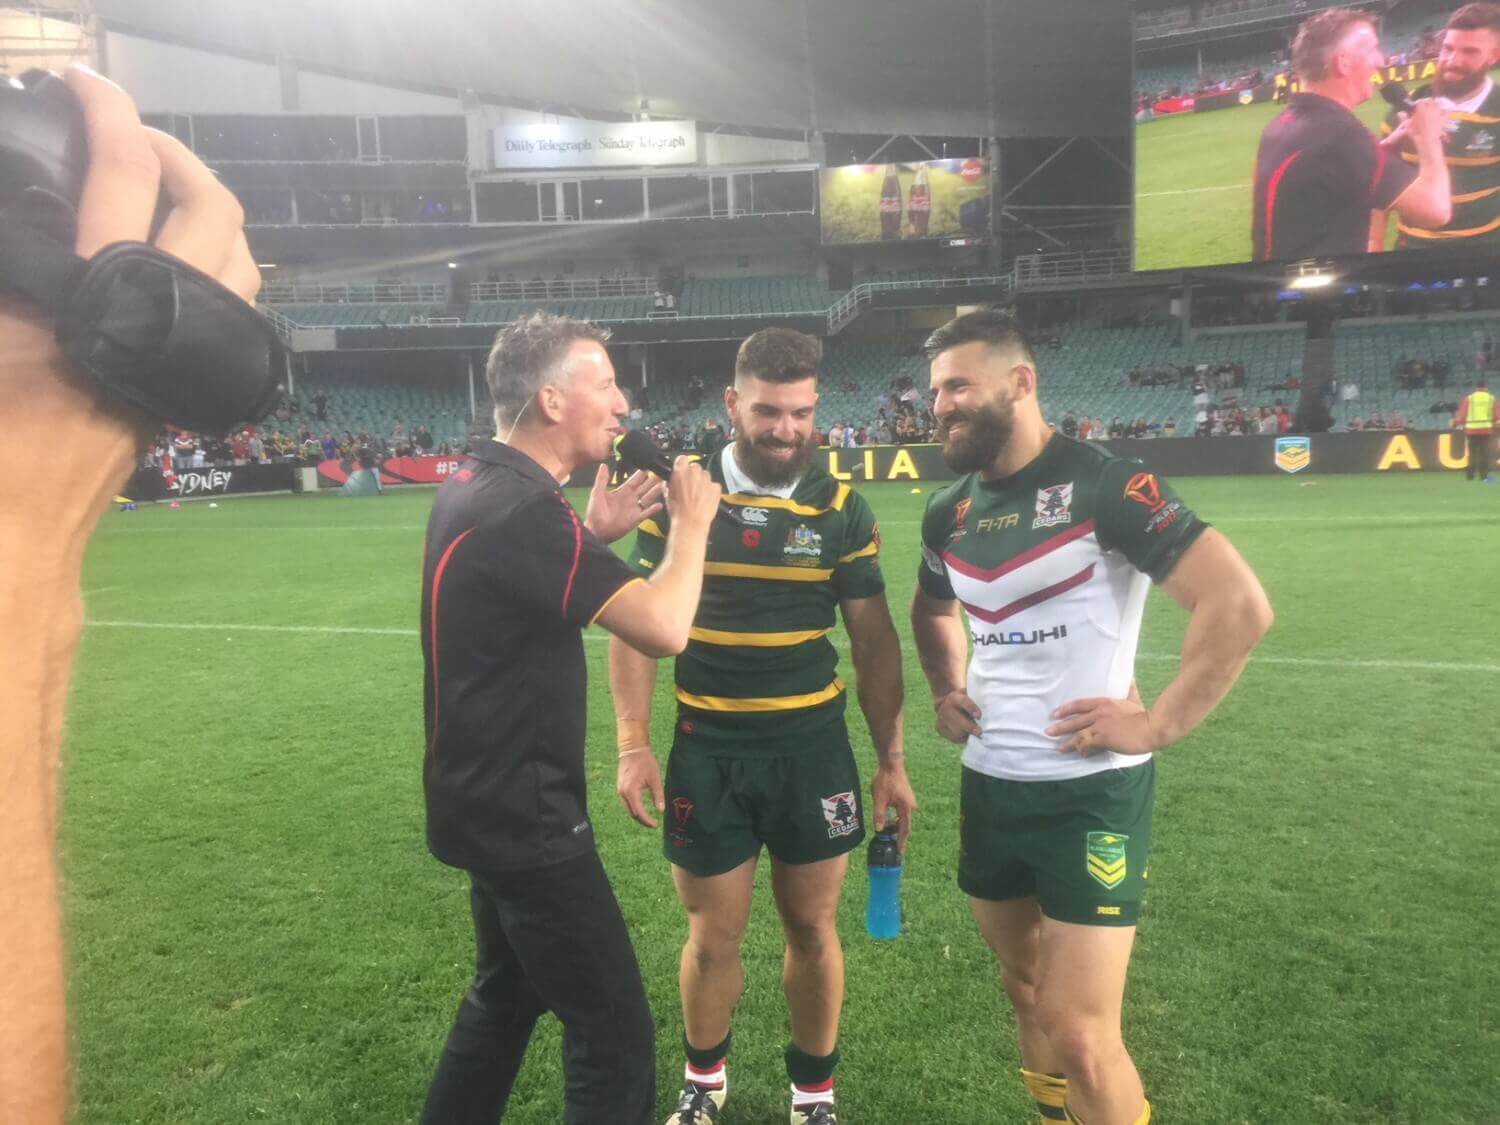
left=820, top=159, right=990, bottom=244
left=1133, top=2, right=1500, bottom=271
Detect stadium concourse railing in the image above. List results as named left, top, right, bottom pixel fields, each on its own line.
left=260, top=250, right=1136, bottom=336
left=1134, top=0, right=1367, bottom=41
left=257, top=276, right=660, bottom=305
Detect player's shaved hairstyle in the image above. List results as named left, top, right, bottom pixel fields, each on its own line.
left=486, top=310, right=611, bottom=430
left=1292, top=7, right=1376, bottom=81
left=735, top=327, right=823, bottom=385
left=923, top=307, right=1037, bottom=367
left=1448, top=2, right=1500, bottom=34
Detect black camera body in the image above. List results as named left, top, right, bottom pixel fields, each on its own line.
left=0, top=69, right=284, bottom=436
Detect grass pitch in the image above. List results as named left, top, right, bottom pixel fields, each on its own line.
left=65, top=473, right=1498, bottom=1123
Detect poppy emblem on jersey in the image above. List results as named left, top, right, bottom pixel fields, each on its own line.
left=820, top=791, right=860, bottom=839
left=954, top=497, right=971, bottom=530
left=1124, top=472, right=1166, bottom=513
left=1086, top=832, right=1128, bottom=889
left=1032, top=482, right=1074, bottom=530
left=672, top=798, right=694, bottom=828
left=1274, top=436, right=1311, bottom=474
left=742, top=528, right=762, bottom=549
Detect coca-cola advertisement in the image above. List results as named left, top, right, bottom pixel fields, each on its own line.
left=820, top=159, right=989, bottom=244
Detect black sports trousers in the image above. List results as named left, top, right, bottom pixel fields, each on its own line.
left=421, top=850, right=656, bottom=1124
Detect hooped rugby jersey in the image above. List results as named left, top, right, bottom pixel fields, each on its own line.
left=918, top=436, right=1207, bottom=782
left=1383, top=79, right=1500, bottom=246
left=629, top=445, right=884, bottom=755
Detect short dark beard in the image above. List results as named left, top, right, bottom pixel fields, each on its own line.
left=733, top=429, right=815, bottom=488
left=1434, top=65, right=1488, bottom=99
left=936, top=395, right=1016, bottom=474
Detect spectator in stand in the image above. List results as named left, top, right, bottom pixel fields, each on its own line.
left=875, top=417, right=894, bottom=444
left=1061, top=411, right=1079, bottom=438
left=1107, top=416, right=1125, bottom=439
left=1369, top=412, right=1386, bottom=431
left=231, top=431, right=250, bottom=465
left=313, top=391, right=328, bottom=421
left=248, top=430, right=265, bottom=464
left=1164, top=417, right=1178, bottom=437
left=321, top=432, right=339, bottom=461
left=1390, top=409, right=1407, bottom=431
left=827, top=421, right=846, bottom=447
left=1349, top=415, right=1365, bottom=431
left=1078, top=416, right=1093, bottom=440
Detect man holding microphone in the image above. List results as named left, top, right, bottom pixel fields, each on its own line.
left=1251, top=7, right=1451, bottom=261
left=419, top=311, right=721, bottom=1124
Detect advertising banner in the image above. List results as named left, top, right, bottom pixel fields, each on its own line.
left=121, top=463, right=295, bottom=501
left=316, top=454, right=467, bottom=487
left=493, top=119, right=697, bottom=170
left=820, top=159, right=990, bottom=244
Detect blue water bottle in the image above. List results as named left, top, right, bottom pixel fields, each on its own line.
left=866, top=824, right=902, bottom=939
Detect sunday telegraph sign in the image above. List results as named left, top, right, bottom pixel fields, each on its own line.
left=493, top=120, right=697, bottom=170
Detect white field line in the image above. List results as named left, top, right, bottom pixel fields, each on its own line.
left=1137, top=183, right=1252, bottom=198
left=83, top=619, right=1499, bottom=674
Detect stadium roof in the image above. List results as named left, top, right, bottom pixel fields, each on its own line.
left=92, top=0, right=1130, bottom=138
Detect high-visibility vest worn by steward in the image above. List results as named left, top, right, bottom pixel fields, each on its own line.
left=1461, top=389, right=1496, bottom=433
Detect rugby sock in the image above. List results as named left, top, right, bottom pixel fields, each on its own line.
left=1020, top=1068, right=1069, bottom=1122
left=1062, top=1098, right=1151, bottom=1125
left=785, top=1043, right=839, bottom=1107
left=684, top=1032, right=730, bottom=1093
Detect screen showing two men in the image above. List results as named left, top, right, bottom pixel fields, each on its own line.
left=1133, top=2, right=1500, bottom=270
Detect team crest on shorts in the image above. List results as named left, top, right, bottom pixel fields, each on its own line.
left=1032, top=482, right=1074, bottom=529
left=1086, top=831, right=1128, bottom=889
left=820, top=791, right=860, bottom=839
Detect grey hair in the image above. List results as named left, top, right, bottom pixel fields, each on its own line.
left=485, top=310, right=612, bottom=431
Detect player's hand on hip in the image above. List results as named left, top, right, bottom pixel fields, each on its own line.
left=583, top=466, right=665, bottom=544
left=870, top=762, right=917, bottom=851
left=1048, top=696, right=1159, bottom=756
left=666, top=457, right=720, bottom=534
left=934, top=689, right=982, bottom=745
left=615, top=748, right=665, bottom=829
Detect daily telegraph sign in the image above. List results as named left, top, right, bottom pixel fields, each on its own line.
left=493, top=120, right=698, bottom=170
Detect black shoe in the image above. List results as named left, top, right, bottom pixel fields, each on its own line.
left=791, top=1101, right=838, bottom=1124
left=665, top=1083, right=725, bottom=1124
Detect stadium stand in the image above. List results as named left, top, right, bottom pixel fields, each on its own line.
left=678, top=275, right=833, bottom=316
left=288, top=370, right=477, bottom=451
left=458, top=312, right=1497, bottom=441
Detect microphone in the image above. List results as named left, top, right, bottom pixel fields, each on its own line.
left=614, top=429, right=749, bottom=526
left=1380, top=83, right=1416, bottom=115
left=615, top=429, right=675, bottom=479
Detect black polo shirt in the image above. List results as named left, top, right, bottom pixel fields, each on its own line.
left=1251, top=92, right=1417, bottom=261
left=420, top=439, right=640, bottom=871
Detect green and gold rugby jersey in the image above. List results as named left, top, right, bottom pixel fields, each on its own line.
left=630, top=445, right=884, bottom=755
left=918, top=436, right=1207, bottom=783
left=1384, top=79, right=1500, bottom=245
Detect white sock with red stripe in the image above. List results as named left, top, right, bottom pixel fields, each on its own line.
left=685, top=1059, right=726, bottom=1092
left=791, top=1078, right=835, bottom=1107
